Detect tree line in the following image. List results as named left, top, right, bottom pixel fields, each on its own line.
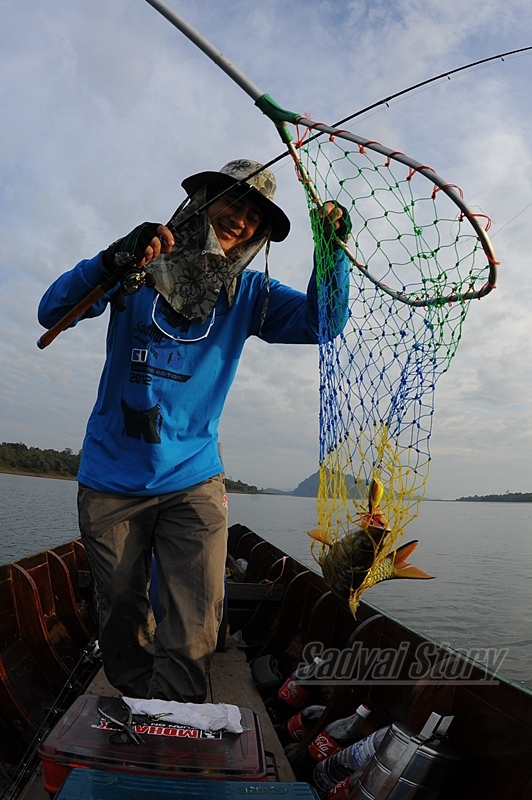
left=0, top=442, right=80, bottom=477
left=456, top=492, right=532, bottom=503
left=0, top=442, right=262, bottom=492
left=2, top=444, right=529, bottom=500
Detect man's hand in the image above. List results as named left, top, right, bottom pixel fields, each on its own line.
left=138, top=224, right=174, bottom=268
left=101, top=222, right=174, bottom=274
left=318, top=201, right=352, bottom=243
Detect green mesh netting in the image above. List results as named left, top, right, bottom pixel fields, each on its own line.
left=297, top=131, right=496, bottom=614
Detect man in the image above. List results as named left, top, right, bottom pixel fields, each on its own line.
left=38, top=159, right=350, bottom=703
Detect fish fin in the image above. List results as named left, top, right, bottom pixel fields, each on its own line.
left=307, top=528, right=333, bottom=546
left=348, top=594, right=361, bottom=618
left=392, top=540, right=434, bottom=580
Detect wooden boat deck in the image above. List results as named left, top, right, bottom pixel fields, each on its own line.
left=5, top=526, right=532, bottom=799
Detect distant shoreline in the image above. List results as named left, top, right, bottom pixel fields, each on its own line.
left=0, top=467, right=75, bottom=481
left=1, top=469, right=530, bottom=502
left=0, top=469, right=272, bottom=493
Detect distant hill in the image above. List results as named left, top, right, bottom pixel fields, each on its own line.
left=272, top=478, right=532, bottom=503
left=225, top=478, right=261, bottom=494
left=287, top=471, right=322, bottom=497
left=285, top=470, right=366, bottom=499
left=285, top=473, right=532, bottom=502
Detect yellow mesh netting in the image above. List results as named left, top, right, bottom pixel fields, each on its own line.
left=297, top=132, right=495, bottom=614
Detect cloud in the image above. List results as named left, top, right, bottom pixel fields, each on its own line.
left=1, top=0, right=532, bottom=499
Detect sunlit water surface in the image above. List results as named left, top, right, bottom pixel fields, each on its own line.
left=1, top=473, right=530, bottom=688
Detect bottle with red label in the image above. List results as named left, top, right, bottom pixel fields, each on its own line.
left=326, top=771, right=361, bottom=800
left=313, top=725, right=389, bottom=795
left=285, top=705, right=327, bottom=742
left=264, top=656, right=325, bottom=726
left=277, top=704, right=327, bottom=747
left=290, top=704, right=371, bottom=779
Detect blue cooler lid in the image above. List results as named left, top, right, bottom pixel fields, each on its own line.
left=55, top=768, right=321, bottom=798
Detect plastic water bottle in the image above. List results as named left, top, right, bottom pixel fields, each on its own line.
left=290, top=704, right=372, bottom=779
left=313, top=726, right=389, bottom=794
left=285, top=705, right=327, bottom=741
left=265, top=657, right=325, bottom=725
left=308, top=705, right=372, bottom=762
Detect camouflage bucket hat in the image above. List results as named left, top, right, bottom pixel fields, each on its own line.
left=181, top=159, right=290, bottom=242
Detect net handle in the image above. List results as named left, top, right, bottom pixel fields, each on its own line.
left=144, top=0, right=325, bottom=206
left=144, top=0, right=302, bottom=129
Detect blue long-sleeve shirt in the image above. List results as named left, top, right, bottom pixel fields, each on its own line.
left=38, top=251, right=349, bottom=495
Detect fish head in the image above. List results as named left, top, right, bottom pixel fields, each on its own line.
left=360, top=511, right=391, bottom=550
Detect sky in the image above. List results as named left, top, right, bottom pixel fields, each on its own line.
left=1, top=0, right=532, bottom=499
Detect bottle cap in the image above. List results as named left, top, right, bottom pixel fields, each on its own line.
left=356, top=704, right=371, bottom=718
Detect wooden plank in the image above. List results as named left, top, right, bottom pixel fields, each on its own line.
left=226, top=582, right=284, bottom=602
left=85, top=668, right=121, bottom=697
left=209, top=635, right=296, bottom=782
left=15, top=767, right=50, bottom=800
left=225, top=552, right=247, bottom=582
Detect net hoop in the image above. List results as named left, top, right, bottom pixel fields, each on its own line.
left=295, top=118, right=498, bottom=306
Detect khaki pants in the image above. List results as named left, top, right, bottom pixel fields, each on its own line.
left=78, top=474, right=228, bottom=702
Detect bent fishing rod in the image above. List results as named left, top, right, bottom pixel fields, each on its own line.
left=38, top=0, right=528, bottom=348
left=36, top=167, right=268, bottom=350
left=136, top=0, right=501, bottom=308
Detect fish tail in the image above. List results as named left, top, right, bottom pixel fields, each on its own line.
left=307, top=528, right=333, bottom=546
left=391, top=540, right=433, bottom=580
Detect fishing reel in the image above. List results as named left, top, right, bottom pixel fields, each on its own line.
left=115, top=268, right=156, bottom=312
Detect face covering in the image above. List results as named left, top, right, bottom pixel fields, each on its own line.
left=148, top=187, right=271, bottom=323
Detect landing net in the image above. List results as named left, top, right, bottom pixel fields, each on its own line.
left=297, top=130, right=496, bottom=610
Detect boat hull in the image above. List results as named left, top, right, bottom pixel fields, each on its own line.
left=1, top=524, right=531, bottom=799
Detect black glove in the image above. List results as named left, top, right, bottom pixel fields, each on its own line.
left=333, top=202, right=352, bottom=243
left=101, top=222, right=161, bottom=275
left=313, top=202, right=352, bottom=244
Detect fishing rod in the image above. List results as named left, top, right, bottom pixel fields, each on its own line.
left=144, top=0, right=498, bottom=308
left=333, top=45, right=532, bottom=127
left=37, top=5, right=524, bottom=348
left=263, top=45, right=532, bottom=159
left=0, top=639, right=100, bottom=799
left=36, top=164, right=273, bottom=350
left=251, top=45, right=532, bottom=173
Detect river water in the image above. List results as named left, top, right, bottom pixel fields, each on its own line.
left=1, top=472, right=531, bottom=689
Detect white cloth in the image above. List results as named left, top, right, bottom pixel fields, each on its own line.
left=123, top=697, right=243, bottom=734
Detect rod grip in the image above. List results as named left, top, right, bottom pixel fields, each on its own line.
left=36, top=285, right=106, bottom=349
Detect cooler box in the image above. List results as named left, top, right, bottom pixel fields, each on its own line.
left=55, top=769, right=321, bottom=799
left=39, top=695, right=266, bottom=794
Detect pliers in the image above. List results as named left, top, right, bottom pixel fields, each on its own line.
left=98, top=699, right=143, bottom=746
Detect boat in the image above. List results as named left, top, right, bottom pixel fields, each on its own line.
left=1, top=522, right=531, bottom=800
